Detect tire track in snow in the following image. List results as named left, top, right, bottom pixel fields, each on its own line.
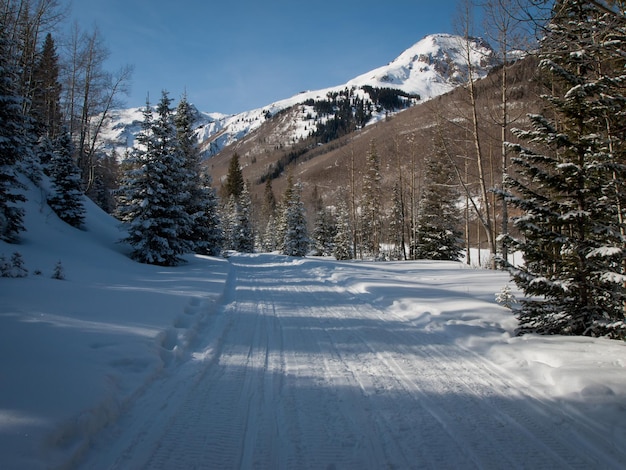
left=338, top=288, right=624, bottom=469
left=78, top=255, right=625, bottom=469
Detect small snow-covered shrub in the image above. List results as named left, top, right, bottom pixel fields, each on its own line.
left=10, top=252, right=28, bottom=278
left=51, top=260, right=65, bottom=280
left=0, top=254, right=10, bottom=277
left=1, top=252, right=28, bottom=278
left=496, top=284, right=517, bottom=309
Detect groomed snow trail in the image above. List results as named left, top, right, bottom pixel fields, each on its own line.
left=79, top=254, right=624, bottom=469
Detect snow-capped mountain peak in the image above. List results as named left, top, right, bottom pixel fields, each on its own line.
left=348, top=33, right=497, bottom=97
left=100, top=34, right=498, bottom=158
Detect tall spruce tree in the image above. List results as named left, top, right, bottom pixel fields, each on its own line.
left=221, top=152, right=253, bottom=252
left=221, top=195, right=237, bottom=252
left=195, top=171, right=223, bottom=256
left=259, top=178, right=278, bottom=252
left=233, top=183, right=254, bottom=253
left=31, top=33, right=62, bottom=139
left=414, top=152, right=463, bottom=261
left=47, top=131, right=85, bottom=228
left=503, top=0, right=626, bottom=338
left=282, top=179, right=309, bottom=257
left=313, top=206, right=337, bottom=256
left=224, top=153, right=244, bottom=199
left=0, top=18, right=26, bottom=242
left=175, top=95, right=223, bottom=255
left=120, top=92, right=193, bottom=265
left=333, top=200, right=353, bottom=260
left=88, top=150, right=120, bottom=214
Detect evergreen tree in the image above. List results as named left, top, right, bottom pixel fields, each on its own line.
left=221, top=195, right=238, bottom=252
left=115, top=148, right=138, bottom=223
left=503, top=0, right=626, bottom=338
left=333, top=200, right=353, bottom=260
left=47, top=131, right=85, bottom=228
left=414, top=152, right=463, bottom=261
left=8, top=252, right=28, bottom=278
left=262, top=178, right=277, bottom=217
left=233, top=183, right=254, bottom=253
left=37, top=135, right=55, bottom=172
left=194, top=172, right=224, bottom=256
left=260, top=214, right=279, bottom=252
left=0, top=19, right=26, bottom=242
left=175, top=94, right=223, bottom=255
left=313, top=206, right=337, bottom=256
left=31, top=33, right=62, bottom=139
left=282, top=180, right=309, bottom=256
left=259, top=179, right=278, bottom=252
left=224, top=153, right=244, bottom=199
left=19, top=135, right=47, bottom=186
left=361, top=139, right=382, bottom=258
left=87, top=150, right=120, bottom=214
left=275, top=174, right=295, bottom=253
left=120, top=92, right=193, bottom=266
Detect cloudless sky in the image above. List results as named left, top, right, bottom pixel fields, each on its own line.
left=62, top=1, right=467, bottom=114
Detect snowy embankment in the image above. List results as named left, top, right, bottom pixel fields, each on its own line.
left=0, top=182, right=229, bottom=469
left=1, top=179, right=625, bottom=469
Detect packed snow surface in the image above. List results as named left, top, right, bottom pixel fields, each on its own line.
left=1, top=182, right=626, bottom=469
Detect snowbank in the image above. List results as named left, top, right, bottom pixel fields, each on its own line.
left=0, top=182, right=229, bottom=469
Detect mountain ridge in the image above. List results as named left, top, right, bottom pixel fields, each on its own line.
left=99, top=33, right=498, bottom=159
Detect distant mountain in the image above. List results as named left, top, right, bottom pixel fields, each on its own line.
left=99, top=34, right=498, bottom=159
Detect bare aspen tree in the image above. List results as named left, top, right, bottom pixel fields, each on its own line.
left=456, top=0, right=497, bottom=267
left=392, top=133, right=407, bottom=260
left=0, top=0, right=65, bottom=112
left=481, top=0, right=530, bottom=265
left=61, top=23, right=132, bottom=191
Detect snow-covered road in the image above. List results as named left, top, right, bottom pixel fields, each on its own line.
left=79, top=254, right=624, bottom=469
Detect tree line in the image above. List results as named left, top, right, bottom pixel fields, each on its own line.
left=0, top=0, right=131, bottom=240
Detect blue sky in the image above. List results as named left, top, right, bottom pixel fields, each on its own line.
left=63, top=1, right=465, bottom=114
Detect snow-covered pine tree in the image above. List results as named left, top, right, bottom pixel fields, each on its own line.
left=31, top=136, right=54, bottom=178
left=47, top=131, right=85, bottom=228
left=313, top=206, right=337, bottom=256
left=333, top=200, right=353, bottom=260
left=274, top=175, right=294, bottom=254
left=175, top=94, right=223, bottom=255
left=259, top=179, right=278, bottom=252
left=116, top=147, right=141, bottom=224
left=233, top=183, right=254, bottom=253
left=221, top=195, right=237, bottom=252
left=260, top=214, right=279, bottom=252
left=503, top=0, right=626, bottom=338
left=9, top=252, right=27, bottom=278
left=282, top=180, right=309, bottom=257
left=120, top=92, right=193, bottom=266
left=195, top=171, right=223, bottom=256
left=88, top=150, right=119, bottom=214
left=413, top=151, right=463, bottom=261
left=220, top=153, right=253, bottom=252
left=0, top=17, right=26, bottom=242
